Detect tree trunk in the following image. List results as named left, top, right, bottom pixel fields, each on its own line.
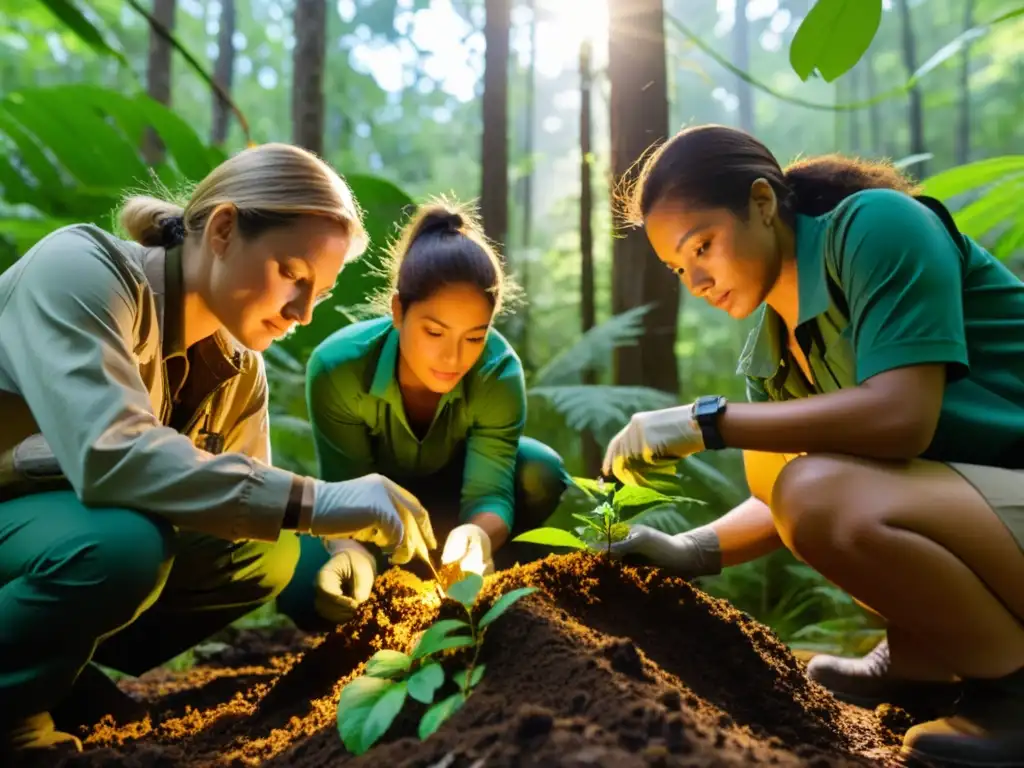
left=956, top=0, right=975, bottom=165
left=608, top=0, right=679, bottom=394
left=518, top=0, right=537, bottom=369
left=848, top=64, right=861, bottom=154
left=579, top=40, right=601, bottom=476
left=211, top=0, right=236, bottom=146
left=143, top=0, right=177, bottom=165
left=292, top=0, right=327, bottom=155
left=481, top=0, right=511, bottom=248
left=896, top=0, right=926, bottom=175
left=733, top=0, right=754, bottom=133
left=865, top=51, right=882, bottom=156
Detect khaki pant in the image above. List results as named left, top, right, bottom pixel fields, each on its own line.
left=948, top=463, right=1024, bottom=553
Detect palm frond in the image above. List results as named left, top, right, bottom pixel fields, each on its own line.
left=531, top=305, right=653, bottom=387
left=528, top=384, right=676, bottom=437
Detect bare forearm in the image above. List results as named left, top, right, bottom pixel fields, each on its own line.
left=718, top=375, right=940, bottom=460
left=706, top=496, right=783, bottom=566
left=468, top=511, right=509, bottom=551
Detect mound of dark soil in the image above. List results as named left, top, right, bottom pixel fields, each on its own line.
left=42, top=553, right=908, bottom=766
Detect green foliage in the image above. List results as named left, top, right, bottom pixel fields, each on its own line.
left=514, top=476, right=697, bottom=553
left=336, top=574, right=537, bottom=755
left=0, top=84, right=224, bottom=256
left=919, top=155, right=1024, bottom=260
left=790, top=0, right=883, bottom=83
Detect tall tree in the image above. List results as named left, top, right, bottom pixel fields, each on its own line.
left=211, top=0, right=236, bottom=146
left=143, top=0, right=177, bottom=164
left=579, top=39, right=600, bottom=475
left=608, top=0, right=679, bottom=394
left=480, top=0, right=510, bottom=248
left=292, top=0, right=327, bottom=154
left=956, top=0, right=976, bottom=165
left=896, top=0, right=926, bottom=174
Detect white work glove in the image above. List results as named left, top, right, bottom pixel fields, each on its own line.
left=314, top=540, right=378, bottom=624
left=440, top=523, right=494, bottom=577
left=608, top=524, right=722, bottom=579
left=602, top=404, right=704, bottom=482
left=310, top=474, right=437, bottom=565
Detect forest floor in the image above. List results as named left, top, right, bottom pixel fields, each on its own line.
left=32, top=553, right=927, bottom=767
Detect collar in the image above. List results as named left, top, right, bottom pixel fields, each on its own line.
left=736, top=212, right=831, bottom=378
left=141, top=243, right=241, bottom=379
left=369, top=324, right=464, bottom=407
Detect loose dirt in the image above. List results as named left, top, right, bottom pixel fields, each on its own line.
left=36, top=552, right=917, bottom=766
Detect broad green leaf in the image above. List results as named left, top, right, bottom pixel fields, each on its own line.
left=478, top=587, right=538, bottom=629
left=428, top=635, right=475, bottom=654
left=614, top=485, right=679, bottom=517
left=407, top=662, right=445, bottom=704
left=360, top=680, right=407, bottom=752
left=37, top=0, right=127, bottom=64
left=337, top=676, right=393, bottom=755
left=453, top=664, right=485, bottom=690
left=418, top=692, right=466, bottom=741
left=570, top=476, right=611, bottom=501
left=364, top=649, right=412, bottom=679
left=446, top=573, right=483, bottom=607
left=789, top=0, right=882, bottom=82
left=412, top=619, right=471, bottom=660
left=919, top=156, right=1024, bottom=200
left=511, top=527, right=588, bottom=549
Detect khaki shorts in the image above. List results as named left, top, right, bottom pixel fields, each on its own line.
left=948, top=462, right=1024, bottom=553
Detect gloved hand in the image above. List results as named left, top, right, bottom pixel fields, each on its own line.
left=602, top=404, right=704, bottom=481
left=314, top=540, right=378, bottom=624
left=608, top=524, right=722, bottom=579
left=441, top=523, right=494, bottom=577
left=310, top=474, right=437, bottom=565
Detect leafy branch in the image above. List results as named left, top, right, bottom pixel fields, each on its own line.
left=336, top=573, right=536, bottom=755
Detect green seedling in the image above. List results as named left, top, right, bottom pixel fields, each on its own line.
left=512, top=476, right=684, bottom=554
left=336, top=573, right=537, bottom=755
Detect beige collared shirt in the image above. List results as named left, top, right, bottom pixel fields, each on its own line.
left=0, top=223, right=312, bottom=541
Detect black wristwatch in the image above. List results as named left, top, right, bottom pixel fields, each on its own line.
left=693, top=395, right=728, bottom=450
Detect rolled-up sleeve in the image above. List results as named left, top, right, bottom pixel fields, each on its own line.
left=460, top=355, right=527, bottom=529
left=0, top=232, right=298, bottom=541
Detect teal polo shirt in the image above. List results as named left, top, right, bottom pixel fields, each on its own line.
left=305, top=316, right=527, bottom=527
left=738, top=188, right=1024, bottom=469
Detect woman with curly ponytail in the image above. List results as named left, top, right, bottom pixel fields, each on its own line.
left=604, top=124, right=1024, bottom=766
left=0, top=144, right=439, bottom=758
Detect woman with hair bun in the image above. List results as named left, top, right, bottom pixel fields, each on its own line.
left=0, top=143, right=435, bottom=757
left=278, top=199, right=570, bottom=629
left=602, top=124, right=1024, bottom=765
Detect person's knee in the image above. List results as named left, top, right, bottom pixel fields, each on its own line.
left=514, top=438, right=569, bottom=526
left=251, top=532, right=301, bottom=602
left=772, top=454, right=862, bottom=559
left=53, top=508, right=173, bottom=626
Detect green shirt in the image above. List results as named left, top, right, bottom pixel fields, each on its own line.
left=306, top=316, right=527, bottom=527
left=738, top=188, right=1024, bottom=469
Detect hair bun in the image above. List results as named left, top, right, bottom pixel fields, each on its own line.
left=158, top=215, right=186, bottom=248
left=418, top=210, right=462, bottom=237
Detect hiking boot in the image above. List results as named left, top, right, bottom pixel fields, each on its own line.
left=51, top=662, right=149, bottom=732
left=0, top=712, right=82, bottom=760
left=807, top=638, right=961, bottom=714
left=902, top=666, right=1024, bottom=767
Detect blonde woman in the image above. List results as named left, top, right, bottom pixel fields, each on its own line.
left=0, top=143, right=435, bottom=757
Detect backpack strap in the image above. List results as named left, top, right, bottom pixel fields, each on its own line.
left=824, top=194, right=968, bottom=322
